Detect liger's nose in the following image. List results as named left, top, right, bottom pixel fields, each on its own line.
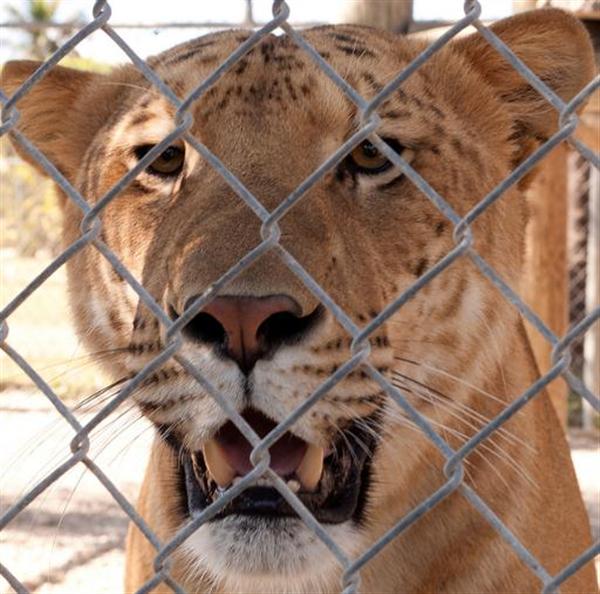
left=178, top=294, right=319, bottom=374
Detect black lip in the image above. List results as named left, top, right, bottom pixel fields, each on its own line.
left=171, top=415, right=380, bottom=525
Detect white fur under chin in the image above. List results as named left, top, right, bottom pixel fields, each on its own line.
left=181, top=516, right=362, bottom=593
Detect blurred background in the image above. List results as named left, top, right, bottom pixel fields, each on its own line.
left=0, top=1, right=598, bottom=592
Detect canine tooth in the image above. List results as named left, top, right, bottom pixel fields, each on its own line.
left=232, top=476, right=243, bottom=486
left=296, top=444, right=324, bottom=492
left=287, top=479, right=301, bottom=493
left=202, top=440, right=236, bottom=488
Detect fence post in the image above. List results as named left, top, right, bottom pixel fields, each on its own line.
left=344, top=0, right=413, bottom=33
left=522, top=144, right=569, bottom=427
left=583, top=165, right=599, bottom=430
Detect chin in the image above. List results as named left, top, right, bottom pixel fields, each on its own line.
left=181, top=516, right=360, bottom=594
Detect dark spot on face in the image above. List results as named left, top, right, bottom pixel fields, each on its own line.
left=335, top=167, right=347, bottom=184
left=163, top=40, right=216, bottom=66
left=198, top=54, right=219, bottom=66
left=283, top=75, right=298, bottom=101
left=260, top=40, right=274, bottom=64
left=410, top=94, right=424, bottom=109
left=234, top=59, right=248, bottom=75
left=133, top=316, right=146, bottom=330
left=130, top=111, right=153, bottom=127
left=362, top=72, right=383, bottom=93
left=429, top=104, right=445, bottom=119
left=414, top=258, right=428, bottom=277
left=335, top=45, right=376, bottom=59
left=430, top=145, right=441, bottom=155
left=451, top=137, right=464, bottom=154
left=331, top=32, right=360, bottom=44
left=435, top=221, right=447, bottom=236
left=108, top=309, right=123, bottom=332
left=130, top=179, right=153, bottom=195
left=382, top=109, right=412, bottom=120
left=433, top=124, right=445, bottom=137
left=109, top=266, right=125, bottom=284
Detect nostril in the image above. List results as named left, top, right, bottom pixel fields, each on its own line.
left=170, top=300, right=227, bottom=347
left=184, top=312, right=227, bottom=346
left=257, top=307, right=323, bottom=349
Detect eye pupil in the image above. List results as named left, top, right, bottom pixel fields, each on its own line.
left=161, top=147, right=177, bottom=161
left=361, top=141, right=379, bottom=159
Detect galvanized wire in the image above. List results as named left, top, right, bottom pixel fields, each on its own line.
left=0, top=1, right=598, bottom=593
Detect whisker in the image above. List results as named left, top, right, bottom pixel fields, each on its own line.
left=394, top=356, right=511, bottom=407
left=2, top=348, right=128, bottom=386
left=73, top=376, right=132, bottom=412
left=392, top=370, right=535, bottom=453
left=390, top=380, right=538, bottom=488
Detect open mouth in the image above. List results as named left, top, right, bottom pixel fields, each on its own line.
left=172, top=408, right=380, bottom=525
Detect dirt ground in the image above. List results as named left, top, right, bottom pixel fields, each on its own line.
left=1, top=389, right=598, bottom=594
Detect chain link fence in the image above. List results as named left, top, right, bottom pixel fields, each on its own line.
left=568, top=152, right=592, bottom=423
left=567, top=150, right=600, bottom=429
left=1, top=0, right=599, bottom=592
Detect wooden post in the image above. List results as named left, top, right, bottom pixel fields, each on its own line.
left=579, top=90, right=600, bottom=430
left=583, top=165, right=599, bottom=430
left=343, top=0, right=413, bottom=33
left=512, top=1, right=537, bottom=13
left=522, top=144, right=570, bottom=427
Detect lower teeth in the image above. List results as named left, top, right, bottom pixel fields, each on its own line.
left=211, top=476, right=304, bottom=494
left=286, top=479, right=301, bottom=493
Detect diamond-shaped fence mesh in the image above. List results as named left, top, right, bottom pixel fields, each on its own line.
left=0, top=1, right=599, bottom=593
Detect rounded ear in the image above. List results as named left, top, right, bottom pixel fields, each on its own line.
left=1, top=61, right=134, bottom=183
left=1, top=61, right=103, bottom=180
left=454, top=9, right=595, bottom=146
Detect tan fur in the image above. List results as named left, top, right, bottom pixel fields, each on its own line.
left=2, top=9, right=597, bottom=593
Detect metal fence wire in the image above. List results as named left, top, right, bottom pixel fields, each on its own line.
left=0, top=1, right=599, bottom=593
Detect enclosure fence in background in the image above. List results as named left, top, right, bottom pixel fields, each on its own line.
left=0, top=1, right=599, bottom=592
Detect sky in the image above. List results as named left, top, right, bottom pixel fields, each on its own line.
left=0, top=0, right=514, bottom=64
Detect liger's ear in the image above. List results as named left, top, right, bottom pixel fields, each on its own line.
left=1, top=60, right=112, bottom=181
left=454, top=9, right=595, bottom=145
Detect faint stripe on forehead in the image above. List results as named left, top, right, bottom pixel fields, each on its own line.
left=162, top=39, right=218, bottom=67
left=129, top=111, right=157, bottom=127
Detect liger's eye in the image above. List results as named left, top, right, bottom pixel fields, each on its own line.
left=135, top=143, right=185, bottom=177
left=346, top=138, right=405, bottom=175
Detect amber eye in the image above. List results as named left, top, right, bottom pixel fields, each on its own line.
left=135, top=143, right=185, bottom=177
left=346, top=138, right=404, bottom=175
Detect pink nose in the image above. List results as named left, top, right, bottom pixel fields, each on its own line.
left=182, top=295, right=306, bottom=374
left=203, top=295, right=298, bottom=368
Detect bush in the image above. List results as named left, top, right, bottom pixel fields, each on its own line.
left=0, top=140, right=63, bottom=257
